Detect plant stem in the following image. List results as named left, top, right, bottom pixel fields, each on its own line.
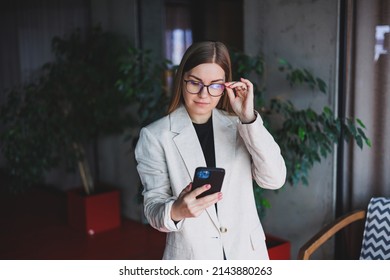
left=73, top=143, right=94, bottom=195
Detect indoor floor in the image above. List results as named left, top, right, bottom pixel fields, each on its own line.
left=0, top=187, right=166, bottom=260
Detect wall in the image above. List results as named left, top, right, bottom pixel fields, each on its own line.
left=244, top=0, right=339, bottom=259
left=90, top=0, right=139, bottom=44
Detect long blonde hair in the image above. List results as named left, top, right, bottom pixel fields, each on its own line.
left=167, top=41, right=234, bottom=114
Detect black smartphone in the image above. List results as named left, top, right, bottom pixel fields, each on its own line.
left=192, top=167, right=225, bottom=199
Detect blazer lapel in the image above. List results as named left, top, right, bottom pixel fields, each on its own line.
left=171, top=106, right=206, bottom=180
left=213, top=109, right=236, bottom=177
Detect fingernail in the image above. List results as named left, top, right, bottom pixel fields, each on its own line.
left=218, top=192, right=223, bottom=199
left=206, top=184, right=211, bottom=189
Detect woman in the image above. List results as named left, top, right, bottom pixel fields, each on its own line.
left=135, top=41, right=286, bottom=260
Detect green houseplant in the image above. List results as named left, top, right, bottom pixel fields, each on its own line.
left=0, top=26, right=134, bottom=233
left=229, top=51, right=371, bottom=218
left=0, top=25, right=146, bottom=195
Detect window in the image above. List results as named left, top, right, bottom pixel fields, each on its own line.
left=165, top=1, right=193, bottom=66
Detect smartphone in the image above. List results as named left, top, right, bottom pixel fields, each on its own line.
left=192, top=167, right=225, bottom=199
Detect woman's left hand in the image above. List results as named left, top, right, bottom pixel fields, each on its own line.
left=225, top=78, right=256, bottom=123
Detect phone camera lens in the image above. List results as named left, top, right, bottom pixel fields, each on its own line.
left=197, top=170, right=210, bottom=179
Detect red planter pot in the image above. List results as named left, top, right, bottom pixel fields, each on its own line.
left=67, top=187, right=121, bottom=235
left=266, top=234, right=291, bottom=260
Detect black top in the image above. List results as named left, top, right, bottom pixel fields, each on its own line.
left=193, top=116, right=216, bottom=168
left=193, top=116, right=224, bottom=258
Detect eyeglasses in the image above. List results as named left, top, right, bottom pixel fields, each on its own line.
left=184, top=80, right=225, bottom=97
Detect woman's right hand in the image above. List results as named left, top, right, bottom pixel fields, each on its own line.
left=171, top=183, right=223, bottom=222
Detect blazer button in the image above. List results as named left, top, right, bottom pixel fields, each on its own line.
left=220, top=227, right=227, bottom=233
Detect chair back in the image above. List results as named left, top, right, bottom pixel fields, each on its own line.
left=359, top=197, right=390, bottom=260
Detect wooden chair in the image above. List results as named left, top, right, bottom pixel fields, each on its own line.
left=298, top=197, right=390, bottom=260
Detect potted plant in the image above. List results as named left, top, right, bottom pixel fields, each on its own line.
left=230, top=51, right=371, bottom=215
left=0, top=25, right=158, bottom=234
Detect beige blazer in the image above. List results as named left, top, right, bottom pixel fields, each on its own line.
left=135, top=105, right=286, bottom=260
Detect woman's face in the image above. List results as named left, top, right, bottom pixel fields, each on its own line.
left=182, top=63, right=225, bottom=124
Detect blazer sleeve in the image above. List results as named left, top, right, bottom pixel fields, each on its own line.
left=237, top=111, right=287, bottom=190
left=135, top=127, right=184, bottom=232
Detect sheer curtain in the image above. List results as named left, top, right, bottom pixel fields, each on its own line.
left=0, top=0, right=89, bottom=173
left=0, top=0, right=89, bottom=96
left=337, top=0, right=390, bottom=258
